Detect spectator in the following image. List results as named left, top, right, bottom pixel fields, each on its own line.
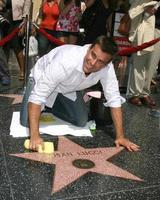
left=56, top=0, right=81, bottom=44
left=4, top=0, right=31, bottom=81
left=35, top=0, right=60, bottom=57
left=127, top=0, right=158, bottom=107
left=80, top=0, right=111, bottom=44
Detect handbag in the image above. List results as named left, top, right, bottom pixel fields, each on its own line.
left=23, top=36, right=38, bottom=57
left=118, top=13, right=131, bottom=36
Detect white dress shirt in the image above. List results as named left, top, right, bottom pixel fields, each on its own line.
left=29, top=44, right=125, bottom=108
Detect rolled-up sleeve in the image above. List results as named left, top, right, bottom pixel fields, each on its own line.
left=100, top=63, right=126, bottom=107
left=129, top=1, right=158, bottom=19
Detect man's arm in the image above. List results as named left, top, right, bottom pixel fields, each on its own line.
left=28, top=102, right=44, bottom=150
left=110, top=107, right=140, bottom=152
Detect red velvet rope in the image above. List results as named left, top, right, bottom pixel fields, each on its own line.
left=118, top=38, right=160, bottom=56
left=37, top=27, right=160, bottom=56
left=0, top=27, right=20, bottom=46
left=0, top=24, right=159, bottom=57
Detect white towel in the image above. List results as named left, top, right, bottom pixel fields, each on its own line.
left=10, top=112, right=92, bottom=138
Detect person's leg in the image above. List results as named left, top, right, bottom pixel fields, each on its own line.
left=148, top=29, right=160, bottom=83
left=142, top=52, right=153, bottom=96
left=127, top=53, right=149, bottom=105
left=0, top=48, right=10, bottom=78
left=58, top=36, right=68, bottom=44
left=140, top=52, right=156, bottom=107
left=127, top=53, right=147, bottom=98
left=37, top=31, right=50, bottom=57
left=0, top=29, right=10, bottom=85
left=57, top=31, right=69, bottom=44
left=14, top=49, right=25, bottom=80
left=68, top=34, right=78, bottom=45
left=8, top=20, right=25, bottom=80
left=51, top=91, right=88, bottom=127
left=49, top=30, right=58, bottom=51
left=20, top=77, right=35, bottom=127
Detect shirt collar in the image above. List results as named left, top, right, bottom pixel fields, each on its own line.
left=76, top=44, right=91, bottom=74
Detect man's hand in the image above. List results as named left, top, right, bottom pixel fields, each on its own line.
left=144, top=5, right=156, bottom=15
left=110, top=107, right=140, bottom=152
left=29, top=135, right=44, bottom=152
left=115, top=137, right=140, bottom=152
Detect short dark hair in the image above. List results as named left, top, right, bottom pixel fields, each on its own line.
left=90, top=35, right=118, bottom=57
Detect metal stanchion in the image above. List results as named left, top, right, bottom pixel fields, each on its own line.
left=24, top=14, right=31, bottom=89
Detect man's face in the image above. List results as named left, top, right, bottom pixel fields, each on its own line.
left=83, top=44, right=113, bottom=75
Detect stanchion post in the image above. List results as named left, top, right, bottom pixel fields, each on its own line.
left=24, top=14, right=31, bottom=88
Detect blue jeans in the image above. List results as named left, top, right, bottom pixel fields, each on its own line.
left=20, top=77, right=35, bottom=127
left=37, top=29, right=58, bottom=57
left=0, top=30, right=10, bottom=79
left=20, top=77, right=88, bottom=127
left=51, top=91, right=88, bottom=127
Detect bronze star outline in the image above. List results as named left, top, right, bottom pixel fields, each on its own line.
left=10, top=136, right=143, bottom=193
left=0, top=94, right=23, bottom=104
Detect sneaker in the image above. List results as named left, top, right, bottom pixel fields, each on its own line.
left=87, top=120, right=96, bottom=131
left=1, top=77, right=11, bottom=85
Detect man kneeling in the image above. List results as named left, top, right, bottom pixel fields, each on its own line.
left=20, top=36, right=140, bottom=152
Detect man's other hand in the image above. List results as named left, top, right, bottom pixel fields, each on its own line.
left=115, top=137, right=140, bottom=152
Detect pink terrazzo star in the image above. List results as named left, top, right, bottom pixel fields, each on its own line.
left=11, top=137, right=143, bottom=193
left=0, top=94, right=23, bottom=104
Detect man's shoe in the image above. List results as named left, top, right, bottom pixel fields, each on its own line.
left=141, top=96, right=156, bottom=107
left=1, top=77, right=11, bottom=86
left=128, top=97, right=142, bottom=106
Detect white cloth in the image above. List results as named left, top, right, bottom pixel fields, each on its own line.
left=10, top=112, right=92, bottom=137
left=29, top=44, right=125, bottom=108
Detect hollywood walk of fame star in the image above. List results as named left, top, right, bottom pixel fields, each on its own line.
left=11, top=137, right=143, bottom=193
left=0, top=94, right=23, bottom=104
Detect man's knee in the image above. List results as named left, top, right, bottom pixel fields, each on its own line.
left=73, top=114, right=88, bottom=127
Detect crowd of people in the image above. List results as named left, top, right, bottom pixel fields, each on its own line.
left=0, top=0, right=160, bottom=151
